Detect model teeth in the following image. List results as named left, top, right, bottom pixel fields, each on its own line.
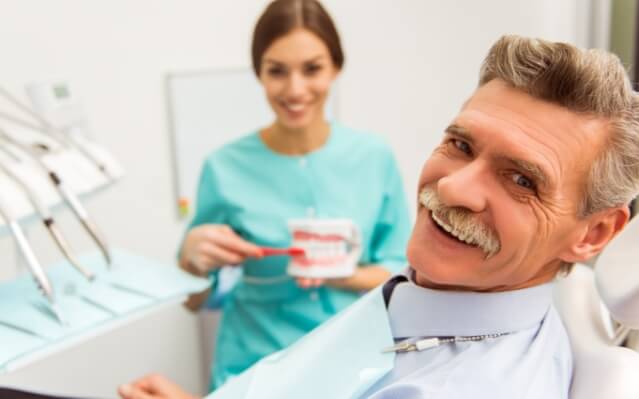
left=432, top=213, right=474, bottom=245
left=297, top=240, right=345, bottom=259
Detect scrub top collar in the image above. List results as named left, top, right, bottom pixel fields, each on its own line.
left=386, top=268, right=553, bottom=339
left=256, top=120, right=337, bottom=160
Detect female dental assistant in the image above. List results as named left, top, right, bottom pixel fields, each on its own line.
left=179, top=0, right=411, bottom=391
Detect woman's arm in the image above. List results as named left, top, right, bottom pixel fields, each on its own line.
left=325, top=265, right=392, bottom=291
left=297, top=265, right=392, bottom=291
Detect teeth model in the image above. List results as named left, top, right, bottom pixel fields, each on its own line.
left=291, top=231, right=348, bottom=264
left=286, top=223, right=361, bottom=278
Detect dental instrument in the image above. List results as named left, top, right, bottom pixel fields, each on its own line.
left=0, top=133, right=112, bottom=267
left=0, top=195, right=66, bottom=325
left=0, top=147, right=95, bottom=280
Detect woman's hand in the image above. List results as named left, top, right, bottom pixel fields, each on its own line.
left=296, top=276, right=361, bottom=290
left=118, top=374, right=197, bottom=399
left=180, top=224, right=263, bottom=276
left=295, top=275, right=362, bottom=290
left=296, top=277, right=326, bottom=289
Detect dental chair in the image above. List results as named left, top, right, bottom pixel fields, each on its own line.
left=553, top=217, right=639, bottom=399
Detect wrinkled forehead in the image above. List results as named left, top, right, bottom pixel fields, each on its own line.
left=454, top=80, right=611, bottom=190
left=465, top=80, right=610, bottom=142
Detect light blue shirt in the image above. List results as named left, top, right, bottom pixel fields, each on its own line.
left=363, top=274, right=573, bottom=398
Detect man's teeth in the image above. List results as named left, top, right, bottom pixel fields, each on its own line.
left=432, top=212, right=475, bottom=246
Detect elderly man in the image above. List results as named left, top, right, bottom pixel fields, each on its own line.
left=120, top=35, right=639, bottom=399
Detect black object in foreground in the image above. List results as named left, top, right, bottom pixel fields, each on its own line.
left=0, top=387, right=103, bottom=399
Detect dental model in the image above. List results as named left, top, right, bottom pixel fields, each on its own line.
left=286, top=219, right=362, bottom=278
left=291, top=231, right=350, bottom=262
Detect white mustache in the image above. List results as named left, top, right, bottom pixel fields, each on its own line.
left=419, top=188, right=501, bottom=258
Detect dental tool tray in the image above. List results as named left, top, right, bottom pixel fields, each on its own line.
left=0, top=249, right=210, bottom=373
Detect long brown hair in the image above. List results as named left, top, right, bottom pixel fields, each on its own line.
left=251, top=0, right=344, bottom=76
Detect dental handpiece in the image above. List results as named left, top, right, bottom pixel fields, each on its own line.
left=0, top=151, right=95, bottom=280
left=0, top=133, right=112, bottom=267
left=0, top=197, right=66, bottom=325
left=0, top=87, right=114, bottom=180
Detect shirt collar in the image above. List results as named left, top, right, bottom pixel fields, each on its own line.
left=386, top=269, right=553, bottom=338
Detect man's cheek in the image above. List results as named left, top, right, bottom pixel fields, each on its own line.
left=526, top=201, right=558, bottom=240
left=420, top=156, right=447, bottom=185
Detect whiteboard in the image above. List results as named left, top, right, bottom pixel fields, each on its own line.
left=166, top=68, right=338, bottom=219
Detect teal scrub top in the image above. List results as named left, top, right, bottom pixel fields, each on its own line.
left=185, top=122, right=411, bottom=390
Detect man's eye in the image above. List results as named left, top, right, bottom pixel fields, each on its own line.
left=453, top=139, right=472, bottom=155
left=512, top=173, right=535, bottom=190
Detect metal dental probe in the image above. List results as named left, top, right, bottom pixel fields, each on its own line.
left=0, top=131, right=112, bottom=267
left=0, top=195, right=66, bottom=325
left=0, top=147, right=95, bottom=280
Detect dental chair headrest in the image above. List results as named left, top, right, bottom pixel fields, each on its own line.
left=595, top=216, right=639, bottom=329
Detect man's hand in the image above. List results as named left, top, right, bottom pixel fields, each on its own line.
left=118, top=374, right=198, bottom=399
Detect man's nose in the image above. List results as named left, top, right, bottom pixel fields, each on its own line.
left=437, top=161, right=489, bottom=213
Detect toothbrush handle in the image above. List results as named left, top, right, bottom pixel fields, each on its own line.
left=260, top=247, right=305, bottom=257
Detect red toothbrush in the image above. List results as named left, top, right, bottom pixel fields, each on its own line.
left=260, top=247, right=306, bottom=257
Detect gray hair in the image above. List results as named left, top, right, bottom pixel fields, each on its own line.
left=479, top=35, right=639, bottom=217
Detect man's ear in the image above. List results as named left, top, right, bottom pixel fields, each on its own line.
left=560, top=206, right=630, bottom=263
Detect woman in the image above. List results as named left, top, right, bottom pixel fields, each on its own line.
left=123, top=0, right=410, bottom=395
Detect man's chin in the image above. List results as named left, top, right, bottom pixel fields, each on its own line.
left=411, top=266, right=465, bottom=290
left=411, top=265, right=484, bottom=291
left=408, top=248, right=489, bottom=289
